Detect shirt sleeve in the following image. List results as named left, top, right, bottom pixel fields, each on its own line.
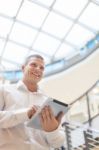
left=0, top=85, right=29, bottom=129
left=0, top=108, right=29, bottom=129
left=44, top=125, right=65, bottom=148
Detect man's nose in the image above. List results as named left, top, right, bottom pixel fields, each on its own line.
left=35, top=66, right=41, bottom=72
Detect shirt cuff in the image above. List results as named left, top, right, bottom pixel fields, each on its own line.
left=44, top=125, right=61, bottom=137
left=44, top=125, right=65, bottom=148
left=15, top=108, right=30, bottom=122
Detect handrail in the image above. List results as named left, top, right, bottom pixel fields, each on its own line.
left=87, top=129, right=99, bottom=134
left=62, top=121, right=84, bottom=129
left=67, top=79, right=99, bottom=126
left=84, top=113, right=99, bottom=125
left=70, top=80, right=99, bottom=105
left=84, top=129, right=99, bottom=150
left=87, top=137, right=99, bottom=144
left=59, top=120, right=99, bottom=150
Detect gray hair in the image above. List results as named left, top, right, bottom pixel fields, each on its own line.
left=24, top=54, right=44, bottom=65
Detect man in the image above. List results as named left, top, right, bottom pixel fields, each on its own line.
left=0, top=54, right=65, bottom=150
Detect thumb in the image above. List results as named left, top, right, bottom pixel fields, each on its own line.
left=56, top=111, right=64, bottom=123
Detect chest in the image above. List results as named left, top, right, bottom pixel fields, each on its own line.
left=4, top=89, right=46, bottom=110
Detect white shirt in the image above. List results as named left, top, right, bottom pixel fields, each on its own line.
left=0, top=81, right=65, bottom=150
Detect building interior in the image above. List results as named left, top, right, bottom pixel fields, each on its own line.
left=0, top=0, right=99, bottom=149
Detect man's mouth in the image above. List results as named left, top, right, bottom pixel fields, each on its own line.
left=32, top=73, right=40, bottom=78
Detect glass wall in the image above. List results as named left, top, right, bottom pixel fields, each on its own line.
left=67, top=81, right=99, bottom=126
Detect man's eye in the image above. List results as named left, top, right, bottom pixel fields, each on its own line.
left=31, top=63, right=36, bottom=67
left=40, top=66, right=44, bottom=70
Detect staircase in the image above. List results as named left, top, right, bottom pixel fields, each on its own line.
left=54, top=122, right=99, bottom=150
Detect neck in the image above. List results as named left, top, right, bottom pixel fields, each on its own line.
left=22, top=79, right=38, bottom=92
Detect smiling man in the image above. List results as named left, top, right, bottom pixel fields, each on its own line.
left=0, top=54, right=65, bottom=150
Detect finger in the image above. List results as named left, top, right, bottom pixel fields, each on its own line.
left=31, top=105, right=39, bottom=115
left=39, top=112, right=44, bottom=124
left=39, top=112, right=47, bottom=130
left=33, top=105, right=40, bottom=111
left=31, top=107, right=36, bottom=115
left=40, top=107, right=47, bottom=122
left=56, top=111, right=64, bottom=123
left=28, top=106, right=37, bottom=119
left=41, top=106, right=52, bottom=121
left=47, top=106, right=54, bottom=119
left=44, top=106, right=53, bottom=120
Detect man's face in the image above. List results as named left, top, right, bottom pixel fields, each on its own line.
left=22, top=57, right=45, bottom=84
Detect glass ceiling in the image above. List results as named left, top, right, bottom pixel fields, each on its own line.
left=0, top=0, right=99, bottom=71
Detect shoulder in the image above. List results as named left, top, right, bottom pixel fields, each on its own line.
left=0, top=83, right=17, bottom=93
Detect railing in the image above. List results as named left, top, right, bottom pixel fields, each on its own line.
left=56, top=122, right=99, bottom=150
left=52, top=76, right=99, bottom=150
left=84, top=129, right=99, bottom=150
left=68, top=79, right=99, bottom=126
left=53, top=79, right=99, bottom=150
left=62, top=121, right=85, bottom=150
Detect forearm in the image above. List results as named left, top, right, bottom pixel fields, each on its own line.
left=0, top=108, right=29, bottom=129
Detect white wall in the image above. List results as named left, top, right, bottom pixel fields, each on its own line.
left=40, top=49, right=99, bottom=104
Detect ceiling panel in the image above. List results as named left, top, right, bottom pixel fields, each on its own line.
left=54, top=43, right=75, bottom=60
left=17, top=0, right=49, bottom=28
left=0, top=0, right=22, bottom=17
left=0, top=0, right=99, bottom=71
left=29, top=0, right=55, bottom=7
left=33, top=32, right=60, bottom=56
left=0, top=39, right=5, bottom=55
left=66, top=24, right=94, bottom=46
left=53, top=0, right=88, bottom=19
left=79, top=3, right=99, bottom=31
left=42, top=12, right=73, bottom=38
left=9, top=22, right=38, bottom=46
left=0, top=16, right=13, bottom=38
left=3, top=42, right=29, bottom=64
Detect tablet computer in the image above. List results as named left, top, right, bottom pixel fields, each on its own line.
left=27, top=98, right=69, bottom=130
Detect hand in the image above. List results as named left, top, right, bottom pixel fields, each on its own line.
left=27, top=105, right=38, bottom=119
left=40, top=106, right=63, bottom=132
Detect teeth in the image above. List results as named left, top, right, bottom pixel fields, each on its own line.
left=33, top=73, right=39, bottom=77
left=31, top=72, right=40, bottom=78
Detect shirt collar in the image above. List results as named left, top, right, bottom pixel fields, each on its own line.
left=16, top=80, right=43, bottom=94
